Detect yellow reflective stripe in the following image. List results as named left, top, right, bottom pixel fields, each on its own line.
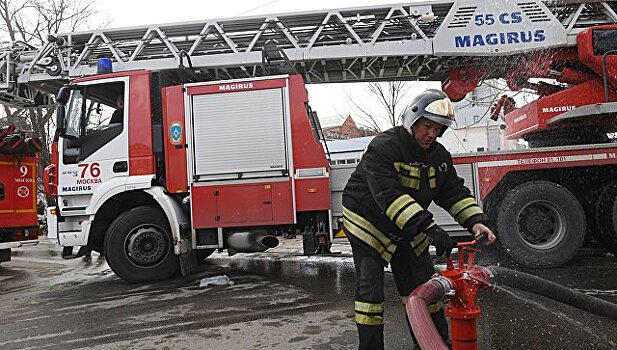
left=343, top=207, right=394, bottom=249
left=428, top=301, right=444, bottom=313
left=386, top=195, right=413, bottom=221
left=398, top=175, right=420, bottom=189
left=355, top=313, right=384, bottom=325
left=355, top=301, right=384, bottom=314
left=414, top=237, right=430, bottom=256
left=395, top=163, right=421, bottom=189
left=343, top=207, right=396, bottom=262
left=448, top=197, right=476, bottom=217
left=411, top=232, right=427, bottom=247
left=455, top=206, right=484, bottom=224
left=394, top=162, right=420, bottom=177
left=394, top=202, right=424, bottom=230
left=344, top=218, right=395, bottom=262
left=429, top=167, right=436, bottom=189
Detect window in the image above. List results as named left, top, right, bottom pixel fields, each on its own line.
left=85, top=82, right=125, bottom=133
left=61, top=81, right=125, bottom=164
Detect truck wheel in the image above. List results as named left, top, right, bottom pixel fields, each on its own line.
left=497, top=181, right=585, bottom=267
left=595, top=185, right=617, bottom=254
left=104, top=206, right=179, bottom=283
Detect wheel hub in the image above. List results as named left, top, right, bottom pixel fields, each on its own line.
left=126, top=226, right=169, bottom=266
left=518, top=201, right=565, bottom=250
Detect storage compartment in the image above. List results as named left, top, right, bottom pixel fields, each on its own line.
left=190, top=88, right=289, bottom=181
left=191, top=181, right=294, bottom=228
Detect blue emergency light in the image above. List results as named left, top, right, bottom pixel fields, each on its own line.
left=97, top=58, right=113, bottom=74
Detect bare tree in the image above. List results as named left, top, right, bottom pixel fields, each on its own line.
left=346, top=81, right=416, bottom=132
left=1, top=0, right=97, bottom=43
left=0, top=0, right=99, bottom=202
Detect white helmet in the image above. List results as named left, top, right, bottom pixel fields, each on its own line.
left=402, top=89, right=455, bottom=136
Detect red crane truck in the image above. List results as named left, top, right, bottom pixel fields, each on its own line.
left=441, top=24, right=617, bottom=267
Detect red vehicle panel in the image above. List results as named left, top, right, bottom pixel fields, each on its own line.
left=505, top=79, right=616, bottom=139
left=288, top=75, right=331, bottom=170
left=162, top=85, right=188, bottom=193
left=455, top=145, right=617, bottom=200
left=191, top=181, right=294, bottom=228
left=0, top=155, right=38, bottom=228
left=294, top=177, right=331, bottom=211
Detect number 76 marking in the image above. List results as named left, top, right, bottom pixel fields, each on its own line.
left=77, top=162, right=101, bottom=178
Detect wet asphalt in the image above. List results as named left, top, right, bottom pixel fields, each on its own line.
left=0, top=237, right=616, bottom=350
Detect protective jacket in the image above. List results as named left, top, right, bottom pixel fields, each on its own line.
left=342, top=126, right=488, bottom=264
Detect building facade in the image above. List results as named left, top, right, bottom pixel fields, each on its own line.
left=320, top=115, right=377, bottom=140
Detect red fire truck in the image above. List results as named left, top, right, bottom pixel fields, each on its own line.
left=0, top=124, right=42, bottom=264
left=44, top=73, right=330, bottom=282
left=0, top=0, right=615, bottom=281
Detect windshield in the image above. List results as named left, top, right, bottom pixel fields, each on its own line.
left=65, top=89, right=84, bottom=139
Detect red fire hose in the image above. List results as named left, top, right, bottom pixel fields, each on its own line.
left=407, top=236, right=492, bottom=350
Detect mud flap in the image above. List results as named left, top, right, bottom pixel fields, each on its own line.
left=179, top=250, right=199, bottom=276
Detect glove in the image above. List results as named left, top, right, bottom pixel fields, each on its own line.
left=426, top=224, right=457, bottom=257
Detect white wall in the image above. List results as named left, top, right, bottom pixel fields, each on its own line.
left=443, top=83, right=523, bottom=153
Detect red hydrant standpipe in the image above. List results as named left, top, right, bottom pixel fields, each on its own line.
left=407, top=236, right=491, bottom=350
left=441, top=241, right=492, bottom=350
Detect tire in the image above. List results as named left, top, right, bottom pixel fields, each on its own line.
left=595, top=185, right=617, bottom=254
left=104, top=206, right=179, bottom=283
left=497, top=181, right=586, bottom=267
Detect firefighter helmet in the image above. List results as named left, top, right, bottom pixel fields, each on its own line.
left=402, top=89, right=455, bottom=134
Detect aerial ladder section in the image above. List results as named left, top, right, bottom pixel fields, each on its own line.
left=0, top=0, right=616, bottom=108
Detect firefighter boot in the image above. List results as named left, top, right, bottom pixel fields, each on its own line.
left=357, top=324, right=384, bottom=350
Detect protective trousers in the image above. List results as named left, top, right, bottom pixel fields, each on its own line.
left=351, top=241, right=449, bottom=350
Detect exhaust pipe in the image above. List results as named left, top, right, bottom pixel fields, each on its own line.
left=226, top=230, right=279, bottom=256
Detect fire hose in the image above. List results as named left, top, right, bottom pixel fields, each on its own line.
left=406, top=235, right=617, bottom=350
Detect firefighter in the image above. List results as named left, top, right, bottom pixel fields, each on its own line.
left=110, top=94, right=124, bottom=124
left=342, top=89, right=496, bottom=349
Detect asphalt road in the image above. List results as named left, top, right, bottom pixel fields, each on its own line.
left=1, top=239, right=616, bottom=350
